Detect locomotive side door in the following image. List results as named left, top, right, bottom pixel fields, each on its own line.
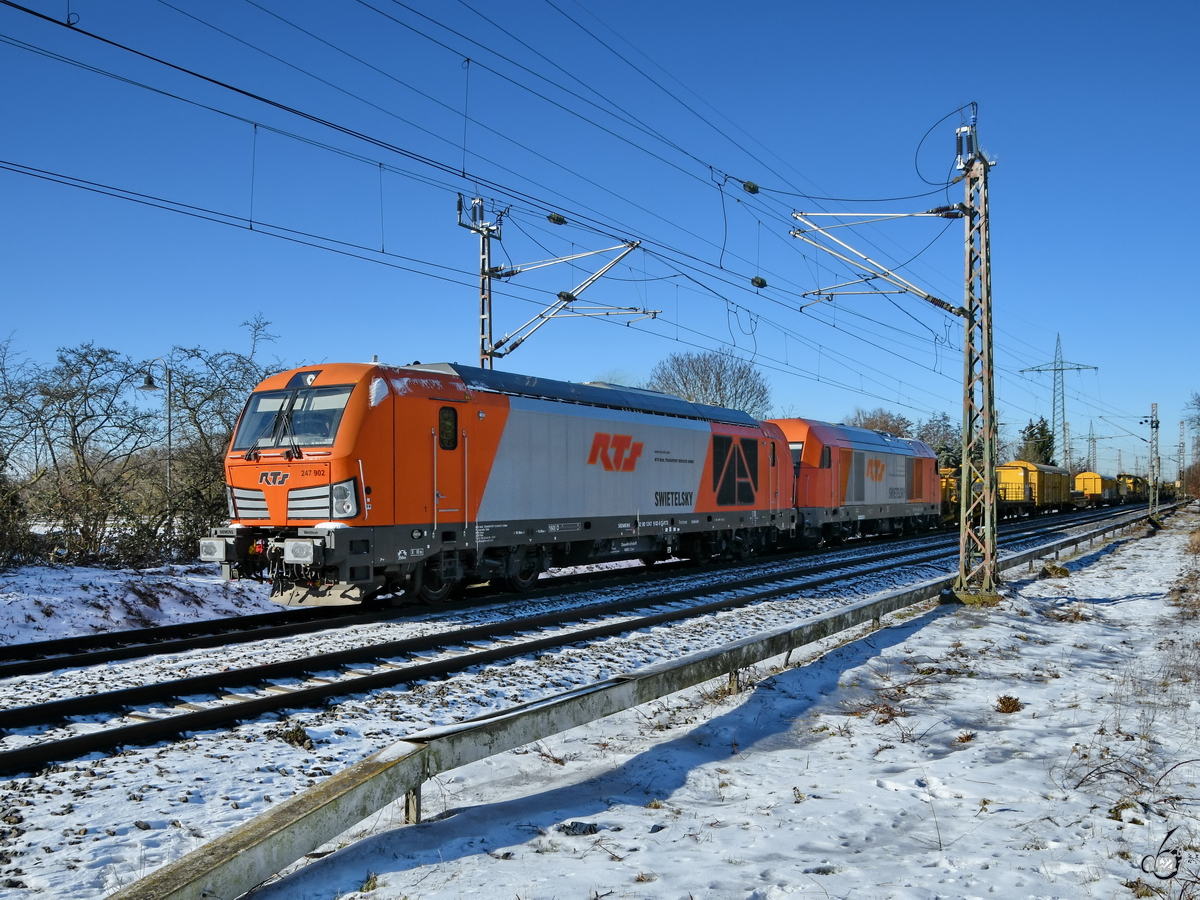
left=768, top=440, right=778, bottom=515
left=433, top=404, right=466, bottom=536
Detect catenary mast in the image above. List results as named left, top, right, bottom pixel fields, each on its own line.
left=952, top=106, right=1000, bottom=602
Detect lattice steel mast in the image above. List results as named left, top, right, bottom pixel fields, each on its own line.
left=1180, top=421, right=1186, bottom=495
left=788, top=106, right=1001, bottom=600
left=457, top=196, right=502, bottom=369
left=1148, top=403, right=1160, bottom=515
left=952, top=108, right=1001, bottom=601
left=458, top=196, right=652, bottom=369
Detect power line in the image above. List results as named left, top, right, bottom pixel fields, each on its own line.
left=1, top=2, right=1149, bottom=437
left=2, top=0, right=972, bottom=333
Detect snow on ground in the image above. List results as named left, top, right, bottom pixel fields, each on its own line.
left=0, top=511, right=1196, bottom=898
left=0, top=564, right=276, bottom=646
left=248, top=509, right=1200, bottom=900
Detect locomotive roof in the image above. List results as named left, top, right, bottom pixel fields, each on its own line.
left=411, top=363, right=761, bottom=427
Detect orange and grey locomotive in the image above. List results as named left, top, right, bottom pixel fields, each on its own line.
left=200, top=363, right=795, bottom=605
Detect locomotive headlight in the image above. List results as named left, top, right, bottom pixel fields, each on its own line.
left=331, top=479, right=359, bottom=518
left=284, top=539, right=318, bottom=564
left=199, top=538, right=229, bottom=562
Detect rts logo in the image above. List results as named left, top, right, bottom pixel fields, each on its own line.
left=258, top=471, right=290, bottom=486
left=866, top=459, right=886, bottom=482
left=588, top=433, right=644, bottom=472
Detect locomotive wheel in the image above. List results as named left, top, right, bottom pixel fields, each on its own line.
left=504, top=563, right=539, bottom=592
left=418, top=562, right=455, bottom=603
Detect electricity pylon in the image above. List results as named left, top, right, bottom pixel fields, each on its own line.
left=1020, top=334, right=1095, bottom=468
left=1085, top=421, right=1123, bottom=473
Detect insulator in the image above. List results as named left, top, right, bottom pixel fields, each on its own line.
left=928, top=205, right=963, bottom=218
left=955, top=134, right=963, bottom=158
left=966, top=133, right=974, bottom=157
left=751, top=276, right=767, bottom=289
left=742, top=181, right=760, bottom=194
left=547, top=213, right=567, bottom=225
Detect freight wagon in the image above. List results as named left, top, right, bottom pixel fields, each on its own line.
left=200, top=363, right=794, bottom=605
left=941, top=460, right=1075, bottom=520
left=1117, top=473, right=1148, bottom=504
left=994, top=460, right=1071, bottom=512
left=1074, top=472, right=1118, bottom=507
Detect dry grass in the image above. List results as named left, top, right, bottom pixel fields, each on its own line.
left=1187, top=529, right=1200, bottom=555
left=1123, top=877, right=1164, bottom=897
left=1169, top=533, right=1200, bottom=619
left=1038, top=562, right=1070, bottom=579
left=954, top=731, right=977, bottom=744
left=1043, top=603, right=1092, bottom=623
left=844, top=698, right=911, bottom=725
left=994, top=694, right=1024, bottom=714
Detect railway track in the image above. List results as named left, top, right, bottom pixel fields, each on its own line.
left=0, top=505, right=1147, bottom=776
left=0, top=503, right=1130, bottom=681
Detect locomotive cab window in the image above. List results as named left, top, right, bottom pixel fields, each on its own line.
left=438, top=406, right=458, bottom=450
left=820, top=445, right=832, bottom=469
left=232, top=385, right=353, bottom=450
left=789, top=442, right=804, bottom=474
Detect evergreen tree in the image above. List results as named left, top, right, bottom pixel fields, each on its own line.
left=1017, top=416, right=1055, bottom=465
left=915, top=411, right=962, bottom=468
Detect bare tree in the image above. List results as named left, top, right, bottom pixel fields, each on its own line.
left=0, top=319, right=287, bottom=567
left=161, top=318, right=283, bottom=554
left=844, top=407, right=913, bottom=437
left=24, top=344, right=158, bottom=561
left=643, top=350, right=772, bottom=418
left=1186, top=392, right=1200, bottom=430
left=0, top=339, right=45, bottom=565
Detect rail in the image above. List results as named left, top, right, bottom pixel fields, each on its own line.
left=109, top=504, right=1178, bottom=900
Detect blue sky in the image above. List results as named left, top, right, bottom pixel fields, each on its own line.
left=1, top=0, right=1195, bottom=477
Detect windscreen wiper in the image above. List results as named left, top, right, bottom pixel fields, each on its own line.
left=280, top=409, right=303, bottom=460
left=243, top=411, right=282, bottom=461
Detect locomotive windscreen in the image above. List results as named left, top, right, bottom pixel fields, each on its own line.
left=232, top=385, right=354, bottom=450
